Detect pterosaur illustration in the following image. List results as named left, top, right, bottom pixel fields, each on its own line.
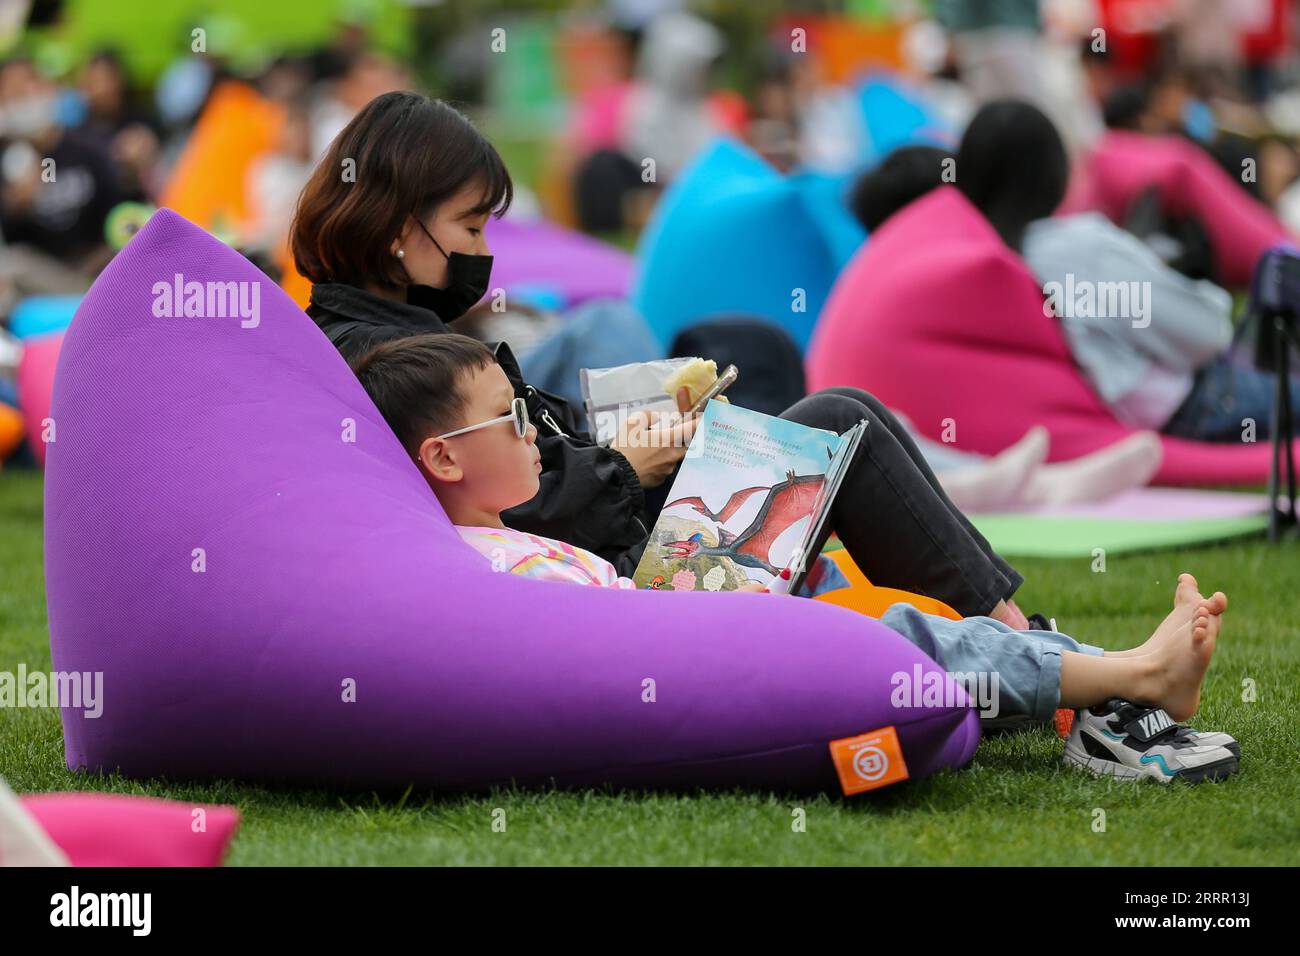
left=661, top=470, right=825, bottom=575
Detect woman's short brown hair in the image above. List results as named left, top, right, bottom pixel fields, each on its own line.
left=291, top=92, right=512, bottom=287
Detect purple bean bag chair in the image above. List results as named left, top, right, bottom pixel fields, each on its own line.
left=808, top=187, right=1299, bottom=486
left=485, top=215, right=633, bottom=308
left=44, top=209, right=979, bottom=794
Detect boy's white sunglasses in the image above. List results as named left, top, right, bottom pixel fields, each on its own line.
left=434, top=397, right=530, bottom=441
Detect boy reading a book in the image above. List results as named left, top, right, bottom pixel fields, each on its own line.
left=353, top=333, right=1240, bottom=782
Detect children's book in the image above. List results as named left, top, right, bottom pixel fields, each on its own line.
left=633, top=400, right=866, bottom=593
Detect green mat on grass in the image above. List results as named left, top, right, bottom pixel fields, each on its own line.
left=969, top=513, right=1270, bottom=558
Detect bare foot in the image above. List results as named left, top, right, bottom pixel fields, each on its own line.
left=1109, top=573, right=1201, bottom=658
left=1174, top=572, right=1203, bottom=609
left=1140, top=592, right=1225, bottom=721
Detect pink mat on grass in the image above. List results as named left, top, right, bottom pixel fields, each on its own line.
left=993, top=487, right=1270, bottom=520
left=806, top=186, right=1299, bottom=486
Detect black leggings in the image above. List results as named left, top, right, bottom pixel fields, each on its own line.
left=642, top=386, right=1023, bottom=616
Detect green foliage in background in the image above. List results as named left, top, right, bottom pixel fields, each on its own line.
left=18, top=0, right=414, bottom=82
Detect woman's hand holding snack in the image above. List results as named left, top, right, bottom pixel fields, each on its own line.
left=613, top=388, right=700, bottom=489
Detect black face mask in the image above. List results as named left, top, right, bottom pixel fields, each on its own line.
left=406, top=216, right=493, bottom=320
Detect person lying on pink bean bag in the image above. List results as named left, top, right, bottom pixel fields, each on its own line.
left=836, top=104, right=1300, bottom=452
left=812, top=112, right=1298, bottom=484
left=1062, top=127, right=1293, bottom=289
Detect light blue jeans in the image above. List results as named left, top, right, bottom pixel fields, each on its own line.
left=879, top=603, right=1105, bottom=722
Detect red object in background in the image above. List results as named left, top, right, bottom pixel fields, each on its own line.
left=708, top=89, right=750, bottom=136
left=556, top=20, right=633, bottom=96
left=1241, top=0, right=1292, bottom=63
left=1096, top=0, right=1178, bottom=78
left=1098, top=0, right=1293, bottom=75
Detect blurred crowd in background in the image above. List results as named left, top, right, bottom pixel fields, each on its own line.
left=1, top=0, right=1299, bottom=466
left=4, top=1, right=1299, bottom=279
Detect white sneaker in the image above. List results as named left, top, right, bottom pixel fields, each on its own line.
left=1063, top=699, right=1239, bottom=783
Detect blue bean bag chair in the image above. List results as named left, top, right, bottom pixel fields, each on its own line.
left=789, top=168, right=869, bottom=274
left=9, top=295, right=81, bottom=340
left=633, top=139, right=850, bottom=351
left=44, top=209, right=979, bottom=794
left=856, top=74, right=953, bottom=165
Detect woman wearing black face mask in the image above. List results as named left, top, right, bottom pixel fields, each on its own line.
left=294, top=91, right=684, bottom=578
left=293, top=92, right=509, bottom=353
left=295, top=91, right=1032, bottom=626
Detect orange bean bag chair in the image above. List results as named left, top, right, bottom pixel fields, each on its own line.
left=815, top=547, right=960, bottom=620
left=280, top=248, right=313, bottom=311
left=0, top=402, right=24, bottom=461
left=158, top=81, right=284, bottom=237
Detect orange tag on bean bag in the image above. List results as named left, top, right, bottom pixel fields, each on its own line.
left=829, top=726, right=909, bottom=795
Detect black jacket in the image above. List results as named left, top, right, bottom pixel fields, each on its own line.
left=307, top=282, right=651, bottom=576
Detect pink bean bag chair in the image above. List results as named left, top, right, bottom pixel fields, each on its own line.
left=1061, top=129, right=1292, bottom=287
left=19, top=793, right=239, bottom=867
left=15, top=333, right=61, bottom=467
left=807, top=187, right=1298, bottom=485
left=44, top=208, right=978, bottom=796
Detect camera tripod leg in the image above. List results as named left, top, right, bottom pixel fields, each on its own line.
left=1269, top=317, right=1297, bottom=542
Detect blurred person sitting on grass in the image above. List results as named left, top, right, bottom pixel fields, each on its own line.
left=0, top=56, right=120, bottom=300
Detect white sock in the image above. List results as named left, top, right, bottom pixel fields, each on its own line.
left=939, top=426, right=1050, bottom=513
left=1020, top=431, right=1163, bottom=507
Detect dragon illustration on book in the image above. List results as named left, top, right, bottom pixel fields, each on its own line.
left=660, top=470, right=826, bottom=575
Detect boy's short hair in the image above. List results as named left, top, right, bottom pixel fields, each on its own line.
left=849, top=145, right=954, bottom=233
left=352, top=333, right=497, bottom=456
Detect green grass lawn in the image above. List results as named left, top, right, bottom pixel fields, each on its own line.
left=3, top=468, right=1297, bottom=865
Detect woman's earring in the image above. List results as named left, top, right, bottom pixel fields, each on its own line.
left=395, top=248, right=405, bottom=259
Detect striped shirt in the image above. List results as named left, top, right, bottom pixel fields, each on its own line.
left=456, top=524, right=849, bottom=597
left=457, top=525, right=637, bottom=589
